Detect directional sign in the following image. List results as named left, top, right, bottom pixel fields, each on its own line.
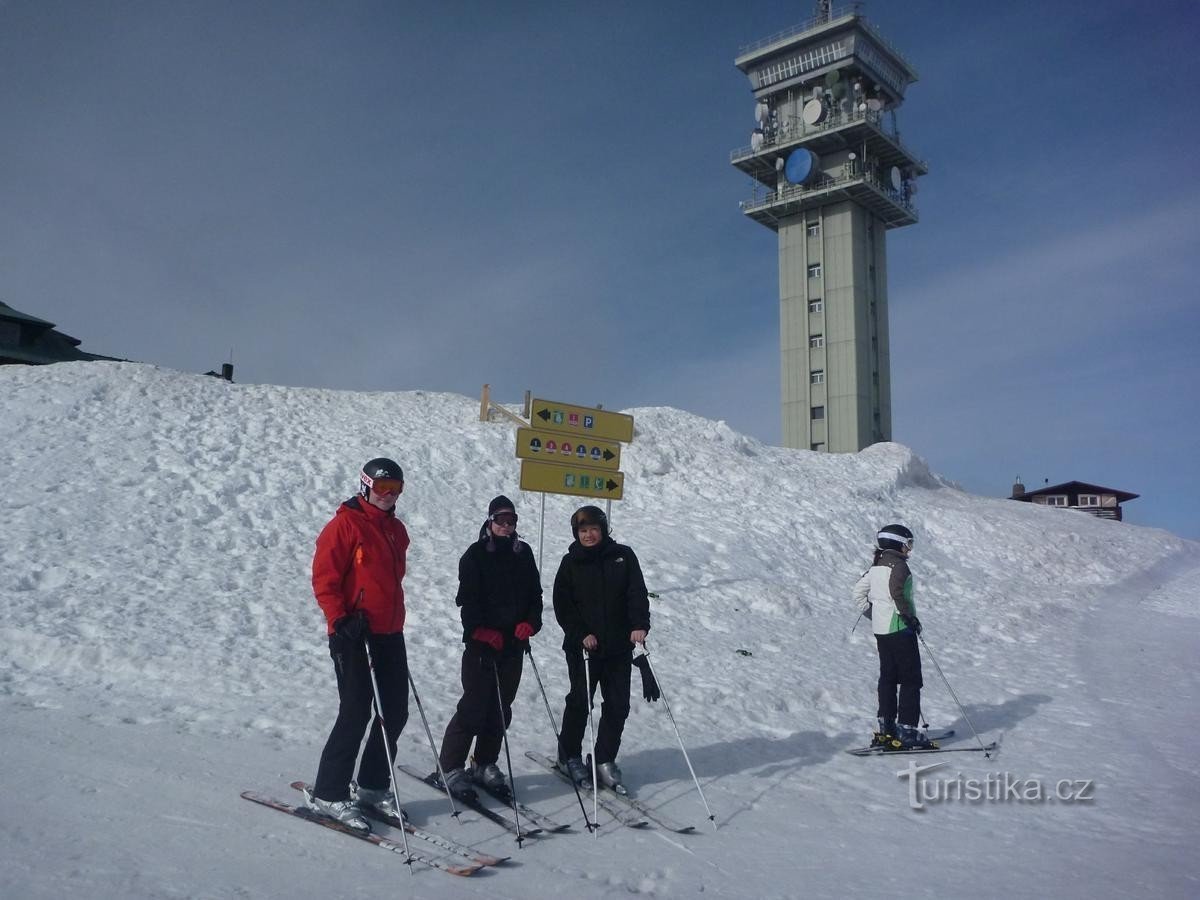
left=520, top=459, right=624, bottom=500
left=515, top=427, right=621, bottom=471
left=529, top=398, right=634, bottom=444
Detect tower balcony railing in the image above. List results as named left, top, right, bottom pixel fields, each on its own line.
left=739, top=164, right=918, bottom=224
left=730, top=105, right=927, bottom=173
left=736, top=3, right=916, bottom=76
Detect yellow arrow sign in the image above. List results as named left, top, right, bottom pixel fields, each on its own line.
left=529, top=398, right=634, bottom=444
left=520, top=459, right=624, bottom=501
left=516, top=427, right=622, bottom=471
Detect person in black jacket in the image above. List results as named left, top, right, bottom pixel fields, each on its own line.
left=437, top=496, right=542, bottom=799
left=553, top=505, right=650, bottom=792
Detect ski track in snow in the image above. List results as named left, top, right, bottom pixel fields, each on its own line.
left=1, top=362, right=1197, bottom=899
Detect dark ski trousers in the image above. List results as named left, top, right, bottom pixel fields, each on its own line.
left=314, top=631, right=409, bottom=802
left=438, top=647, right=524, bottom=772
left=875, top=630, right=923, bottom=727
left=558, top=651, right=631, bottom=766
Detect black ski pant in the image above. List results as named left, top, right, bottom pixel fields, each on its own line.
left=314, top=631, right=409, bottom=802
left=438, top=647, right=523, bottom=772
left=558, top=650, right=631, bottom=766
left=875, top=630, right=923, bottom=727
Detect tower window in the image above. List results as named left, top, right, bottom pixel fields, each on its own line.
left=806, top=221, right=820, bottom=237
left=811, top=406, right=825, bottom=420
left=808, top=299, right=823, bottom=314
left=809, top=334, right=824, bottom=348
left=807, top=263, right=822, bottom=279
left=810, top=370, right=824, bottom=384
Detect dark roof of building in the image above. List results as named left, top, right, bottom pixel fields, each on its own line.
left=0, top=300, right=55, bottom=327
left=1020, top=481, right=1139, bottom=503
left=0, top=299, right=123, bottom=364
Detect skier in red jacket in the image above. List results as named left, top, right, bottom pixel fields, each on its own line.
left=304, top=458, right=410, bottom=833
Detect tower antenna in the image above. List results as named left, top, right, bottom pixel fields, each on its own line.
left=816, top=1, right=831, bottom=23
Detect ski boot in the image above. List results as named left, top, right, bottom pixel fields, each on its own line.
left=893, top=724, right=938, bottom=750
left=471, top=762, right=510, bottom=797
left=558, top=756, right=590, bottom=786
left=353, top=783, right=406, bottom=823
left=596, top=761, right=628, bottom=796
left=303, top=787, right=370, bottom=833
left=440, top=766, right=478, bottom=801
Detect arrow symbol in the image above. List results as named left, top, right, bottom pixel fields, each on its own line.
left=603, top=449, right=615, bottom=461
left=606, top=479, right=618, bottom=492
left=537, top=409, right=551, bottom=422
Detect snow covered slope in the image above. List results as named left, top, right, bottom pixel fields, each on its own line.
left=1, top=362, right=1196, bottom=899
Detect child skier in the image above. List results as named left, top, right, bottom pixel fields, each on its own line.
left=852, top=523, right=936, bottom=751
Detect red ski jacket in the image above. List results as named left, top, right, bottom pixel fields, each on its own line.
left=312, top=496, right=410, bottom=635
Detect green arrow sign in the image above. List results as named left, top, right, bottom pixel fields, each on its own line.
left=516, top=427, right=621, bottom=471
left=519, top=459, right=624, bottom=500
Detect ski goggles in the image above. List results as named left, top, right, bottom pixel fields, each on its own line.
left=489, top=513, right=518, bottom=527
left=367, top=478, right=404, bottom=495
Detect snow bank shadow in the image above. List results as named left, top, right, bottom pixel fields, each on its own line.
left=946, top=692, right=1052, bottom=736
left=622, top=729, right=847, bottom=782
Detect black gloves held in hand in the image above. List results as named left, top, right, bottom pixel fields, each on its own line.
left=632, top=654, right=660, bottom=702
left=901, top=613, right=922, bottom=636
left=334, top=610, right=370, bottom=643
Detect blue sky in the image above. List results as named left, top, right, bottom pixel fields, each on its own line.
left=1, top=0, right=1196, bottom=538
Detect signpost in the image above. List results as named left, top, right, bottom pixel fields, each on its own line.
left=516, top=399, right=632, bottom=562
left=515, top=426, right=621, bottom=471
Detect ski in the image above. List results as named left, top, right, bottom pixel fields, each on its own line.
left=396, top=764, right=542, bottom=838
left=524, top=752, right=683, bottom=831
left=471, top=779, right=572, bottom=833
left=287, top=782, right=508, bottom=867
left=846, top=741, right=998, bottom=757
left=240, top=790, right=481, bottom=877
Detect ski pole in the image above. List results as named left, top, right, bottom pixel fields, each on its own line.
left=406, top=667, right=462, bottom=819
left=362, top=636, right=414, bottom=868
left=583, top=650, right=599, bottom=837
left=490, top=657, right=526, bottom=847
left=918, top=634, right=991, bottom=758
left=641, top=646, right=717, bottom=830
left=525, top=647, right=595, bottom=831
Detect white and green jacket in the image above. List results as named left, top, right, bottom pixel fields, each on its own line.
left=852, top=549, right=917, bottom=636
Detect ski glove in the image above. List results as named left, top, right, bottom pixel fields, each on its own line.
left=334, top=610, right=370, bottom=643
left=632, top=655, right=660, bottom=702
left=514, top=621, right=536, bottom=641
left=472, top=626, right=504, bottom=653
left=901, top=613, right=922, bottom=636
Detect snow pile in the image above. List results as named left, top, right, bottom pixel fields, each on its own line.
left=1, top=361, right=1196, bottom=899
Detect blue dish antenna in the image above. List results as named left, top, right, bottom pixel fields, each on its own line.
left=784, top=149, right=818, bottom=185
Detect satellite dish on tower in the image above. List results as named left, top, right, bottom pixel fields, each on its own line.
left=751, top=129, right=764, bottom=151
left=866, top=98, right=884, bottom=112
left=889, top=166, right=902, bottom=191
left=784, top=148, right=819, bottom=185
left=802, top=98, right=826, bottom=125
left=755, top=101, right=768, bottom=124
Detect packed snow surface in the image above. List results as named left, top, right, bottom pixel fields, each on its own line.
left=1, top=362, right=1196, bottom=899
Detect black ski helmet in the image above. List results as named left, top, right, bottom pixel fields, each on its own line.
left=359, top=457, right=404, bottom=498
left=571, top=505, right=609, bottom=539
left=876, top=523, right=914, bottom=552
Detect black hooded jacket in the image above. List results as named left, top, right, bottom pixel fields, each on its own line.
left=552, top=536, right=650, bottom=658
left=455, top=528, right=543, bottom=655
